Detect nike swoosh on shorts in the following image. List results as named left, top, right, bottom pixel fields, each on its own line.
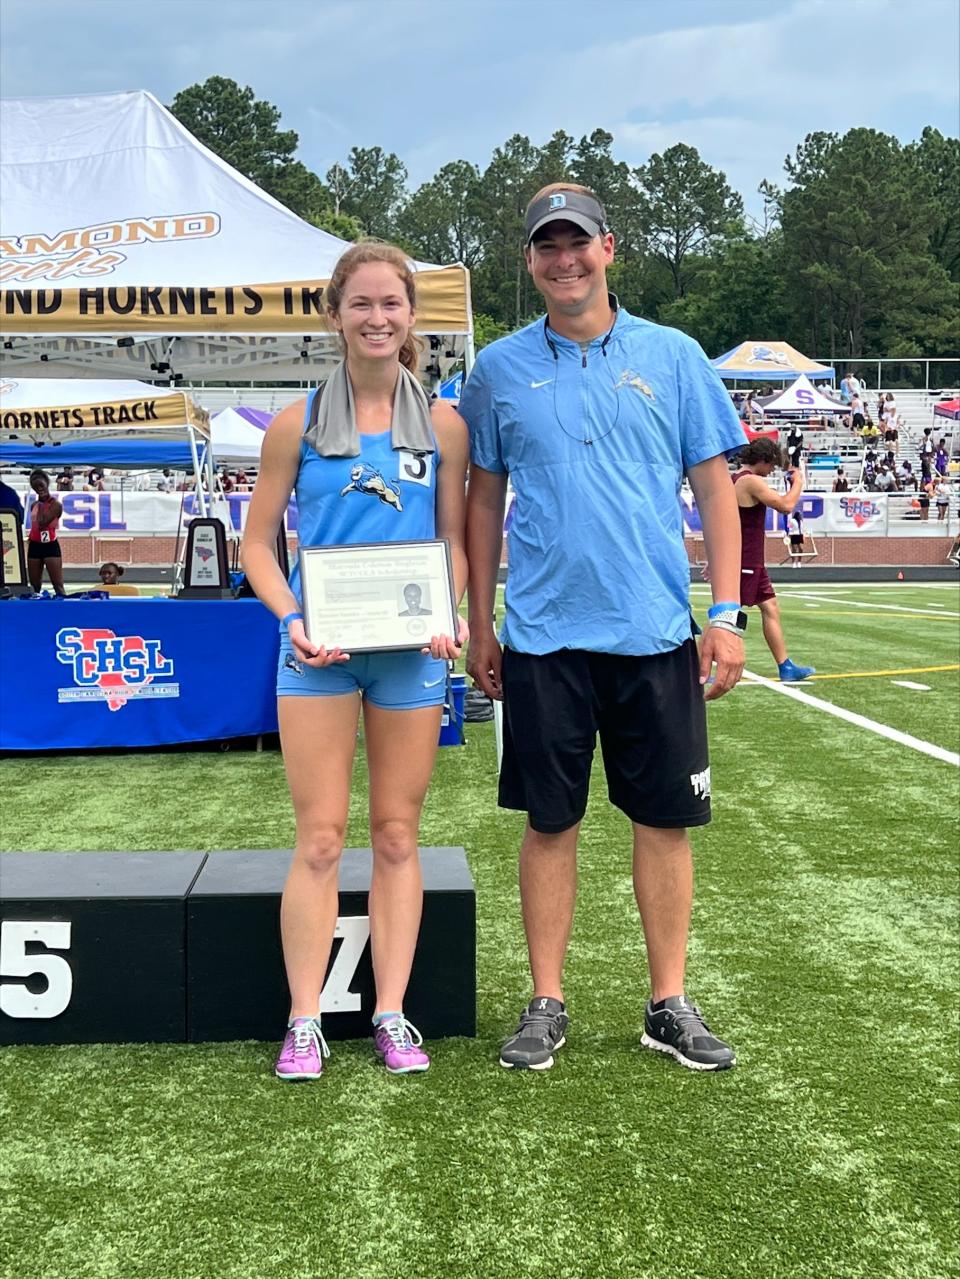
left=423, top=676, right=445, bottom=688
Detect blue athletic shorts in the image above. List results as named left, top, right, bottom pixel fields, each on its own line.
left=276, top=631, right=448, bottom=710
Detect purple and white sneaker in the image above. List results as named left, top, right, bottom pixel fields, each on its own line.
left=275, top=1016, right=329, bottom=1082
left=373, top=1015, right=430, bottom=1074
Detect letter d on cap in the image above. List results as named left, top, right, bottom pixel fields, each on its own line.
left=549, top=193, right=567, bottom=209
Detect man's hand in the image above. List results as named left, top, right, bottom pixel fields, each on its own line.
left=466, top=624, right=503, bottom=700
left=699, top=627, right=744, bottom=701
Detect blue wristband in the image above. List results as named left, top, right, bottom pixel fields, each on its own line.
left=707, top=601, right=740, bottom=619
left=281, top=611, right=304, bottom=627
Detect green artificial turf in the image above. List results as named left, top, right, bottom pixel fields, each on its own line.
left=1, top=585, right=958, bottom=1279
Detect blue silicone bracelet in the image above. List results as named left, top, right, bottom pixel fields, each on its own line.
left=282, top=611, right=304, bottom=627
left=707, top=601, right=740, bottom=619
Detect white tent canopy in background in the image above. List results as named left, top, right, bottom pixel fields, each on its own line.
left=210, top=408, right=266, bottom=463
left=761, top=374, right=847, bottom=415
left=0, top=91, right=472, bottom=382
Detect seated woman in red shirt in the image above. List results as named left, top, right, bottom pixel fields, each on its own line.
left=27, top=469, right=65, bottom=595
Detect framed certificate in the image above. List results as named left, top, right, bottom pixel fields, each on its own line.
left=299, top=539, right=457, bottom=653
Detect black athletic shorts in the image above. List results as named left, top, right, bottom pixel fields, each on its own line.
left=499, top=640, right=711, bottom=834
left=28, top=539, right=62, bottom=560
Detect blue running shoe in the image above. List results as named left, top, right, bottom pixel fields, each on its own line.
left=778, top=659, right=815, bottom=682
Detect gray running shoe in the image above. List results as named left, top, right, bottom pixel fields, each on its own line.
left=641, top=996, right=736, bottom=1071
left=499, top=996, right=568, bottom=1070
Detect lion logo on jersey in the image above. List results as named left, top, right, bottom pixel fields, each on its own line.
left=339, top=463, right=403, bottom=511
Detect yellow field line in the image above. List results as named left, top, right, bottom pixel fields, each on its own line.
left=742, top=663, right=959, bottom=684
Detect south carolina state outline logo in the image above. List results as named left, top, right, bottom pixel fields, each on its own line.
left=55, top=627, right=179, bottom=711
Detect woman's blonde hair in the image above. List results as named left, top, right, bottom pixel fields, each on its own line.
left=325, top=242, right=422, bottom=374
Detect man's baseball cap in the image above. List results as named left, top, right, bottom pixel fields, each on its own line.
left=524, top=190, right=609, bottom=245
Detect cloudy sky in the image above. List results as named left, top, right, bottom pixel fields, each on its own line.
left=2, top=0, right=957, bottom=215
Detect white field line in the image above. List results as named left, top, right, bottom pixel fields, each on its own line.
left=776, top=591, right=960, bottom=618
left=742, top=668, right=959, bottom=767
left=892, top=681, right=931, bottom=690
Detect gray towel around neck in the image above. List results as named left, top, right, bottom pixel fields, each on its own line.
left=304, top=360, right=435, bottom=458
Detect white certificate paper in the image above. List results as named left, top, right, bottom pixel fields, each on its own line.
left=299, top=539, right=457, bottom=653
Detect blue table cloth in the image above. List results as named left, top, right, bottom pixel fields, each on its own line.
left=0, top=598, right=279, bottom=750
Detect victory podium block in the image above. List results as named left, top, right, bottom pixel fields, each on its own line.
left=0, top=847, right=475, bottom=1046
left=0, top=851, right=204, bottom=1044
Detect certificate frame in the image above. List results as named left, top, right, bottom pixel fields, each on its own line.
left=299, top=539, right=457, bottom=654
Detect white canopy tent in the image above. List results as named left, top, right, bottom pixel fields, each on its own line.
left=0, top=376, right=214, bottom=511
left=760, top=374, right=847, bottom=415
left=0, top=91, right=473, bottom=382
left=210, top=407, right=266, bottom=463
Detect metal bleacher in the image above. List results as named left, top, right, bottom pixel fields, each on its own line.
left=778, top=388, right=957, bottom=491
left=186, top=386, right=308, bottom=416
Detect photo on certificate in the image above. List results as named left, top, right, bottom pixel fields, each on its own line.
left=299, top=539, right=457, bottom=653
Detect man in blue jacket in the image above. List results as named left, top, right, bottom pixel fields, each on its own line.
left=461, top=183, right=747, bottom=1073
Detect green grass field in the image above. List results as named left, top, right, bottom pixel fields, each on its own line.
left=1, top=583, right=958, bottom=1279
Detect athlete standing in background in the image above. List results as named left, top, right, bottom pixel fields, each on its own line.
left=27, top=470, right=65, bottom=596
left=730, top=439, right=815, bottom=680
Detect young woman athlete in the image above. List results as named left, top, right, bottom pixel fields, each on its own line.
left=242, top=243, right=468, bottom=1081
left=27, top=470, right=65, bottom=595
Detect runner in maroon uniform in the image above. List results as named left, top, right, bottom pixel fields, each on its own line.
left=730, top=439, right=814, bottom=682
left=27, top=469, right=65, bottom=596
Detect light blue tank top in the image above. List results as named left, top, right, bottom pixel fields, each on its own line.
left=288, top=387, right=440, bottom=603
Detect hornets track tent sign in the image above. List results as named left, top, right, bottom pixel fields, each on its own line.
left=0, top=378, right=208, bottom=440
left=0, top=91, right=472, bottom=381
left=711, top=342, right=834, bottom=382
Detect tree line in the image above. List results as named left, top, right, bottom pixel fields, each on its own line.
left=171, top=77, right=959, bottom=361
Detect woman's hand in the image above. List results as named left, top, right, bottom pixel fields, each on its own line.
left=288, top=619, right=350, bottom=667
left=422, top=614, right=469, bottom=662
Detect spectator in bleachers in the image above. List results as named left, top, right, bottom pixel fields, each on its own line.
left=863, top=449, right=878, bottom=488
left=745, top=391, right=764, bottom=424
left=785, top=423, right=804, bottom=469
left=56, top=467, right=74, bottom=491
left=832, top=467, right=850, bottom=493
left=918, top=476, right=933, bottom=520
left=839, top=374, right=854, bottom=404
left=220, top=467, right=235, bottom=494
left=935, top=440, right=949, bottom=476
left=861, top=417, right=879, bottom=444
left=874, top=464, right=898, bottom=493
left=920, top=428, right=936, bottom=469
left=934, top=476, right=952, bottom=520
left=157, top=468, right=175, bottom=493
left=85, top=467, right=105, bottom=492
left=849, top=392, right=866, bottom=432
left=898, top=460, right=918, bottom=490
left=235, top=468, right=251, bottom=491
